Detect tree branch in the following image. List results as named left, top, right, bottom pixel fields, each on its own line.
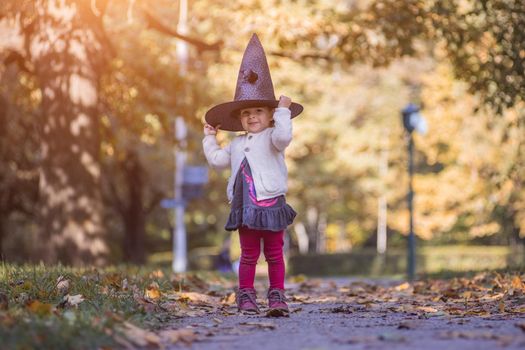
left=103, top=174, right=127, bottom=217
left=141, top=7, right=222, bottom=52
left=2, top=50, right=33, bottom=73
left=268, top=50, right=333, bottom=62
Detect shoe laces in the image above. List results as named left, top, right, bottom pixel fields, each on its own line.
left=238, top=288, right=257, bottom=305
left=268, top=289, right=287, bottom=303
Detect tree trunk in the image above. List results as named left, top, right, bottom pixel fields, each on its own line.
left=316, top=212, right=327, bottom=253
left=121, top=151, right=146, bottom=264
left=0, top=94, right=6, bottom=257
left=0, top=214, right=4, bottom=259
left=30, top=0, right=109, bottom=265
left=305, top=206, right=319, bottom=253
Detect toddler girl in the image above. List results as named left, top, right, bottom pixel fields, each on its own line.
left=202, top=34, right=303, bottom=315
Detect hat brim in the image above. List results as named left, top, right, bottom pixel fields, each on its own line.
left=205, top=100, right=303, bottom=132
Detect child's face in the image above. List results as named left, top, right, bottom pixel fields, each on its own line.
left=238, top=106, right=273, bottom=133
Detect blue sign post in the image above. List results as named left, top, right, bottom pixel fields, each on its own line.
left=160, top=198, right=186, bottom=209
left=183, top=166, right=208, bottom=185
left=164, top=161, right=209, bottom=273
left=162, top=166, right=208, bottom=208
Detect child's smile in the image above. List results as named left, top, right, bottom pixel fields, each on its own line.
left=239, top=107, right=273, bottom=133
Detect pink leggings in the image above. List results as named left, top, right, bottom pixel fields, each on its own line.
left=238, top=227, right=285, bottom=290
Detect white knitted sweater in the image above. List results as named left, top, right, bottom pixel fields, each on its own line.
left=202, top=107, right=292, bottom=202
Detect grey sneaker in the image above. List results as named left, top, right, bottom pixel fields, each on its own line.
left=236, top=288, right=260, bottom=313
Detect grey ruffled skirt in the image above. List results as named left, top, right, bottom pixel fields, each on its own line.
left=225, top=158, right=296, bottom=232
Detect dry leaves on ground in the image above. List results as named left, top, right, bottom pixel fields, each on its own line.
left=288, top=271, right=525, bottom=319
left=115, top=322, right=197, bottom=349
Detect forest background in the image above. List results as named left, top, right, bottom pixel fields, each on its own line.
left=0, top=0, right=523, bottom=273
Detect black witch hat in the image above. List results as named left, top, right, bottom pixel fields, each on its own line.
left=205, top=34, right=303, bottom=132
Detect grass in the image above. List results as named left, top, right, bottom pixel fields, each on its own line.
left=0, top=263, right=234, bottom=350
left=288, top=245, right=524, bottom=276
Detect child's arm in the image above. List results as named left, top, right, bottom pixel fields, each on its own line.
left=203, top=123, right=231, bottom=169
left=271, top=95, right=293, bottom=151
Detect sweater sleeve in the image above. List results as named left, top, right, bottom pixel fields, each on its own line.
left=202, top=135, right=231, bottom=170
left=270, top=107, right=293, bottom=151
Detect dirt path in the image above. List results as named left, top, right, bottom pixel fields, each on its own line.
left=168, top=278, right=525, bottom=350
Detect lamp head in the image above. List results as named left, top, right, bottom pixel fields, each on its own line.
left=402, top=103, right=427, bottom=135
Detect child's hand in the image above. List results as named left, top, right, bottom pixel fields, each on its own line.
left=204, top=123, right=220, bottom=136
left=278, top=95, right=292, bottom=109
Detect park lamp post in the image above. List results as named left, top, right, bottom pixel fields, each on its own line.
left=173, top=0, right=189, bottom=273
left=401, top=103, right=427, bottom=281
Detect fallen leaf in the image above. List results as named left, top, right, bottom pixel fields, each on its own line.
left=65, top=294, right=85, bottom=307
left=221, top=292, right=236, bottom=305
left=511, top=276, right=523, bottom=291
left=443, top=289, right=460, bottom=298
left=416, top=306, right=438, bottom=313
left=56, top=276, right=70, bottom=294
left=159, top=328, right=197, bottom=345
left=398, top=320, right=417, bottom=329
left=134, top=286, right=158, bottom=313
left=27, top=300, right=53, bottom=317
left=180, top=309, right=207, bottom=317
left=499, top=299, right=505, bottom=313
left=356, top=298, right=375, bottom=305
left=290, top=294, right=312, bottom=304
left=116, top=321, right=161, bottom=348
left=461, top=291, right=473, bottom=299
left=103, top=273, right=122, bottom=289
left=347, top=286, right=367, bottom=296
left=145, top=282, right=161, bottom=300
left=221, top=308, right=237, bottom=316
left=394, top=282, right=411, bottom=291
left=445, top=306, right=465, bottom=315
left=464, top=309, right=490, bottom=316
left=513, top=306, right=525, bottom=313
left=327, top=305, right=353, bottom=314
left=378, top=333, right=406, bottom=342
left=174, top=292, right=221, bottom=307
left=150, top=269, right=165, bottom=279
left=239, top=321, right=276, bottom=329
left=265, top=308, right=289, bottom=317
